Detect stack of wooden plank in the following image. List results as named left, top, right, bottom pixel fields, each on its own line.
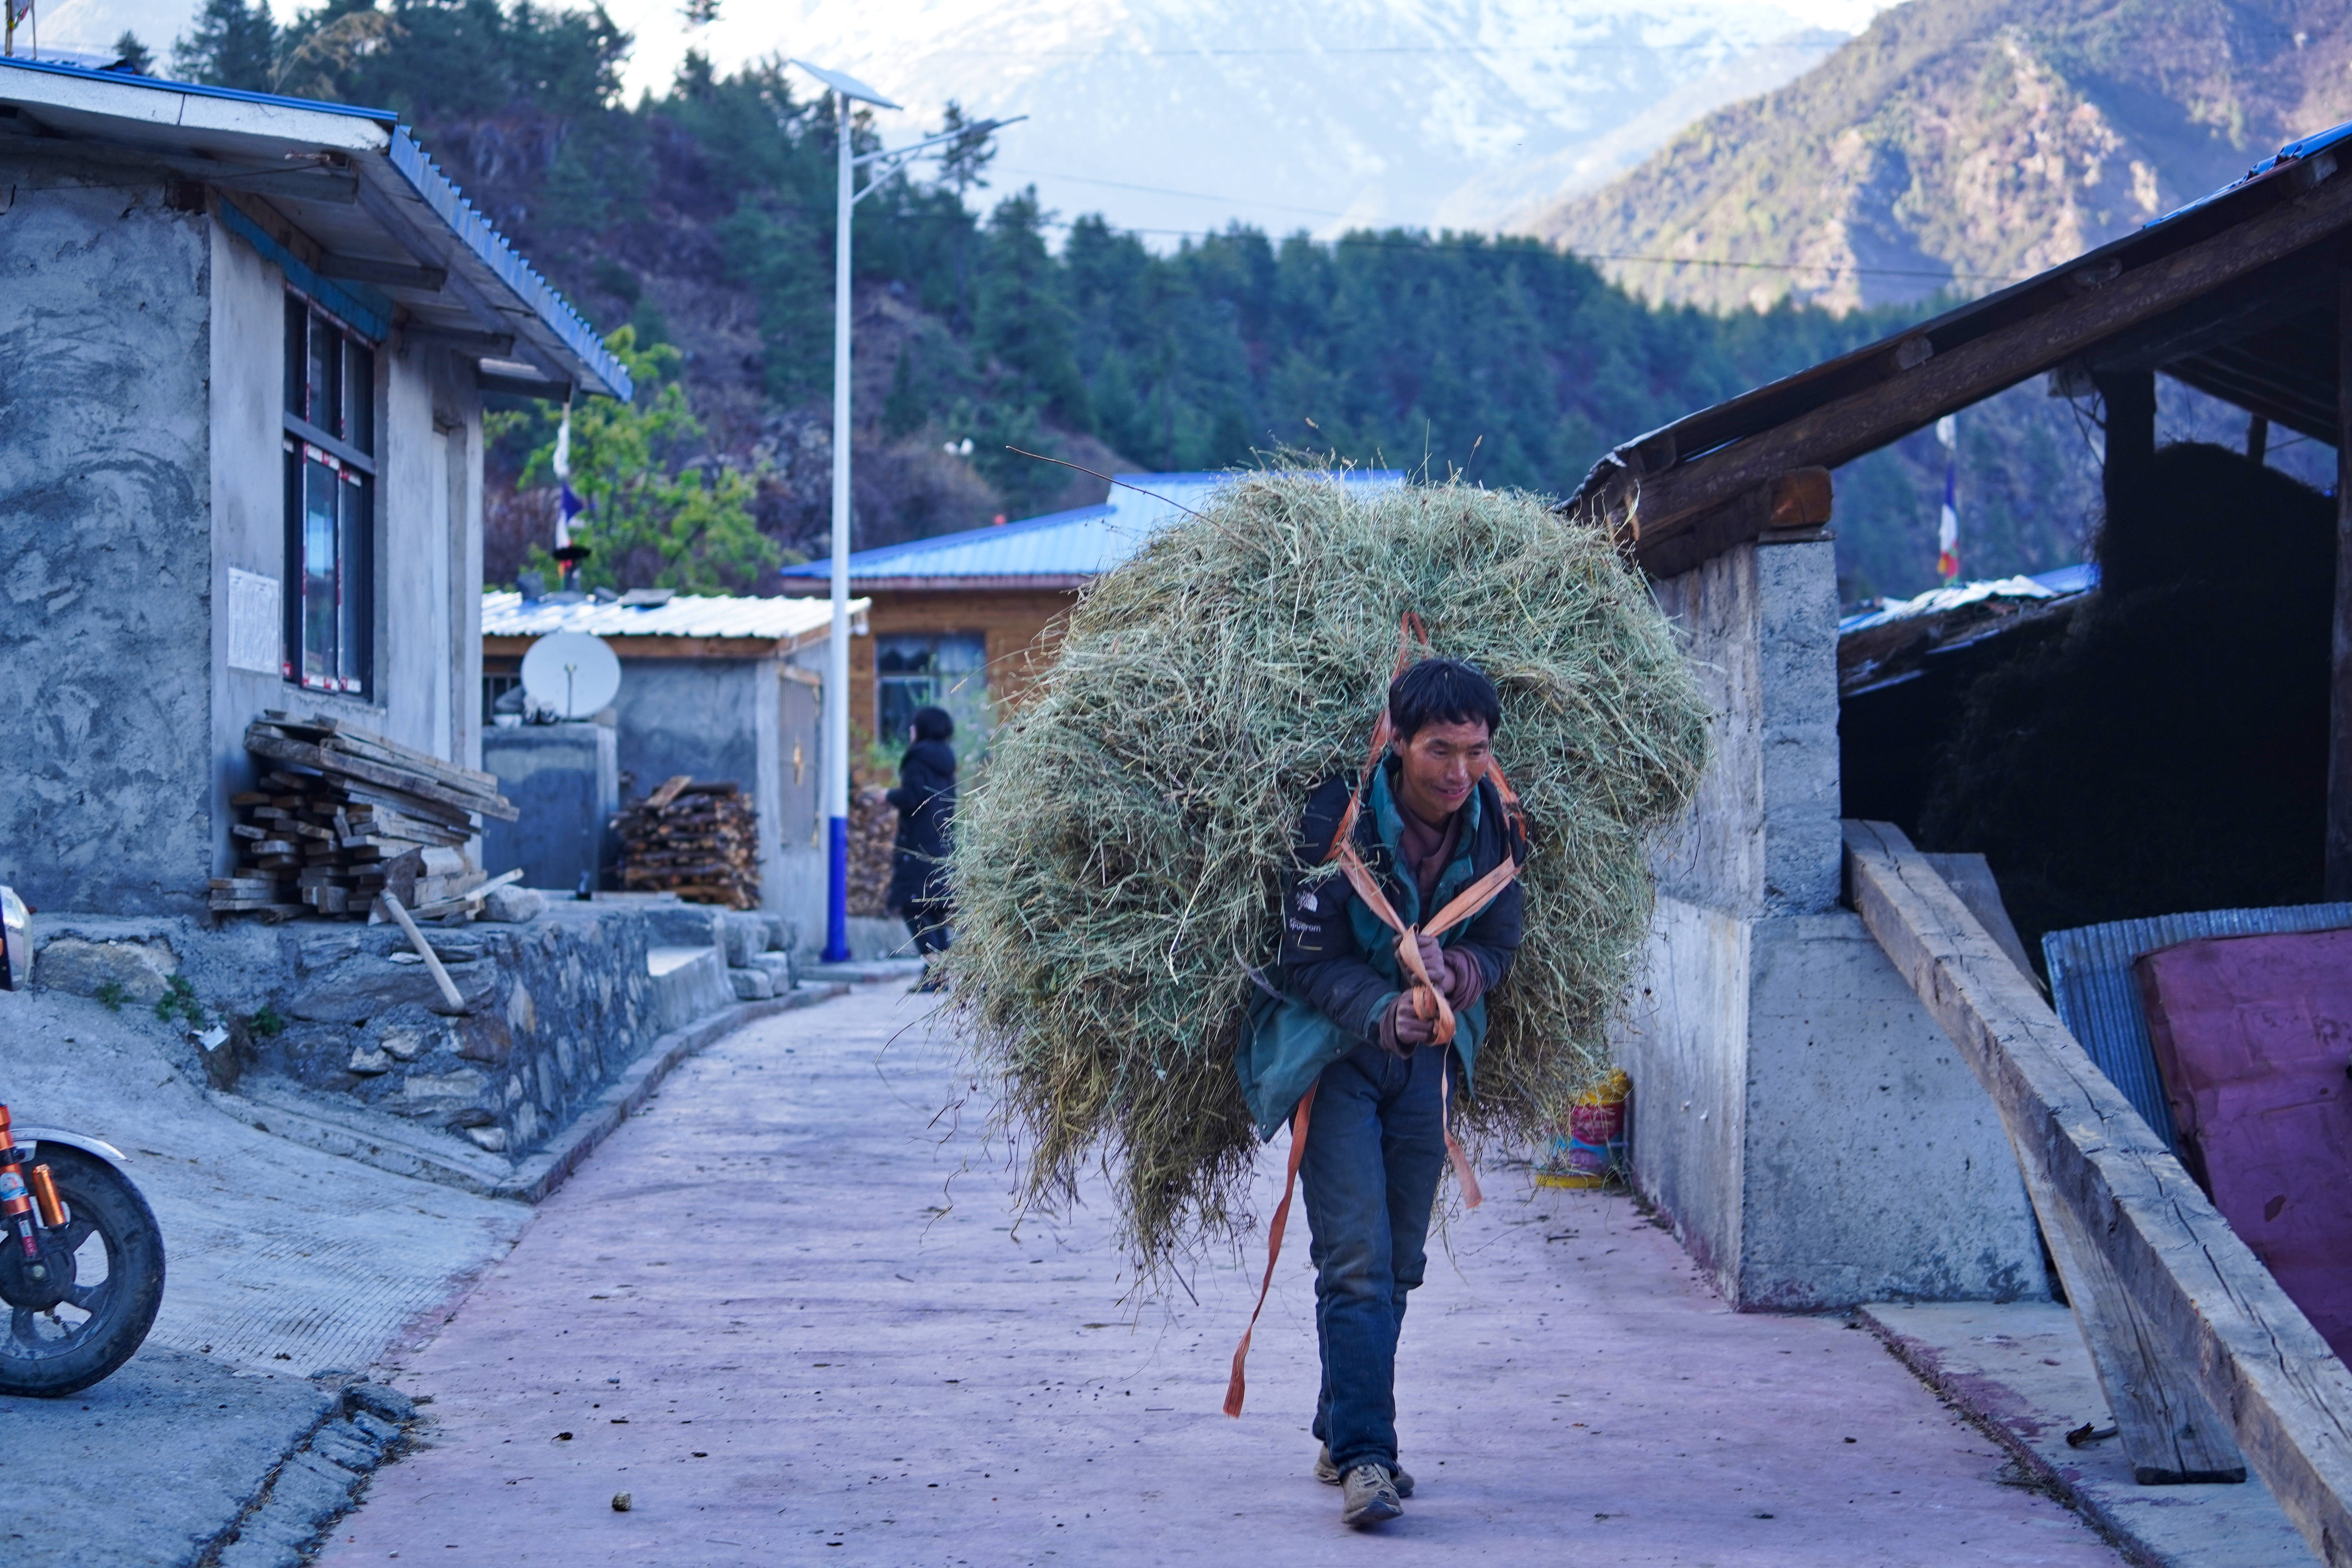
left=208, top=712, right=518, bottom=921
left=613, top=775, right=759, bottom=908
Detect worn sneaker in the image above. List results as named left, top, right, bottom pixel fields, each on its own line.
left=1340, top=1463, right=1403, bottom=1527
left=1315, top=1445, right=1413, bottom=1497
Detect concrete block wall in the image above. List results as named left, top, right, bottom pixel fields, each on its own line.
left=1621, top=538, right=2047, bottom=1310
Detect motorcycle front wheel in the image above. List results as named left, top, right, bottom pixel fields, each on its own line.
left=0, top=1145, right=165, bottom=1397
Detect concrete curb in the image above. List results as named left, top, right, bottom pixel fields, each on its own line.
left=1854, top=1302, right=2304, bottom=1568
left=195, top=1381, right=417, bottom=1568
left=800, top=958, right=926, bottom=984
left=492, top=982, right=849, bottom=1204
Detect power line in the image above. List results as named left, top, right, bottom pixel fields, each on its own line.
left=988, top=174, right=2021, bottom=282
left=909, top=39, right=1845, bottom=58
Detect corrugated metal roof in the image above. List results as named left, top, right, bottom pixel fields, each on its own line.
left=2043, top=901, right=2352, bottom=1152
left=0, top=57, right=629, bottom=400
left=482, top=592, right=867, bottom=642
left=777, top=470, right=1405, bottom=585
left=1837, top=564, right=2097, bottom=635
left=383, top=127, right=630, bottom=399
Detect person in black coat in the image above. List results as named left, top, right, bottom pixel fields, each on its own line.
left=885, top=706, right=957, bottom=980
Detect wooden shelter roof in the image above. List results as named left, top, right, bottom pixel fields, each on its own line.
left=1573, top=121, right=2352, bottom=579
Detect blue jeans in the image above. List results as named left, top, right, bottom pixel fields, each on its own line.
left=1299, top=1039, right=1451, bottom=1477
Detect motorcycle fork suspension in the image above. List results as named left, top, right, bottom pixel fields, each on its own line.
left=0, top=1106, right=65, bottom=1279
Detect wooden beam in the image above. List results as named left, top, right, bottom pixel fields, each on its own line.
left=2094, top=369, right=2156, bottom=557
left=316, top=254, right=448, bottom=291
left=403, top=325, right=515, bottom=357
left=2330, top=271, right=2352, bottom=900
left=1632, top=468, right=1831, bottom=578
left=350, top=171, right=574, bottom=391
left=2022, top=1147, right=2248, bottom=1483
left=1609, top=164, right=2352, bottom=548
left=1844, top=820, right=2352, bottom=1562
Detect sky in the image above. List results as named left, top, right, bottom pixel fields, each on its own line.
left=32, top=0, right=1900, bottom=240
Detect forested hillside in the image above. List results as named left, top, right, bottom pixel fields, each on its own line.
left=163, top=0, right=2109, bottom=600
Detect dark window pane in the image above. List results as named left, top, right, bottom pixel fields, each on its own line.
left=284, top=296, right=307, bottom=416
left=307, top=311, right=337, bottom=433
left=877, top=676, right=930, bottom=743
left=301, top=455, right=339, bottom=684
left=344, top=342, right=374, bottom=453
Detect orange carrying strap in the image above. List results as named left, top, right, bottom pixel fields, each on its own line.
left=1222, top=1083, right=1313, bottom=1419
left=1223, top=615, right=1519, bottom=1418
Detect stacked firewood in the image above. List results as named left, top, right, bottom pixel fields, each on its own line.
left=208, top=712, right=518, bottom=921
left=614, top=776, right=759, bottom=908
left=847, top=785, right=895, bottom=916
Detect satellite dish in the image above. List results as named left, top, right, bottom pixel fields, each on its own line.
left=521, top=632, right=622, bottom=720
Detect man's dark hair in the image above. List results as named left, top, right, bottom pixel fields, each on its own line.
left=1388, top=659, right=1500, bottom=740
left=911, top=705, right=955, bottom=742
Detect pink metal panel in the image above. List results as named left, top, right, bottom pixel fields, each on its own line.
left=2135, top=928, right=2352, bottom=1361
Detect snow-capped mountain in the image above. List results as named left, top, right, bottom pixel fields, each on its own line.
left=41, top=0, right=1879, bottom=243
left=646, top=0, right=1874, bottom=240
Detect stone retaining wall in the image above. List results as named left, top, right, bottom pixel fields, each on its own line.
left=24, top=901, right=799, bottom=1158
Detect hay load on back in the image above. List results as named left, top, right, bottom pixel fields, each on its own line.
left=949, top=471, right=1710, bottom=1270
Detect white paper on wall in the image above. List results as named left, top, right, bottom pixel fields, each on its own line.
left=227, top=568, right=281, bottom=675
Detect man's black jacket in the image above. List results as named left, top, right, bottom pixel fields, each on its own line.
left=1279, top=757, right=1525, bottom=1044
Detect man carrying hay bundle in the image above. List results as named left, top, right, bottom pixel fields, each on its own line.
left=947, top=471, right=1709, bottom=1532
left=1242, top=655, right=1525, bottom=1527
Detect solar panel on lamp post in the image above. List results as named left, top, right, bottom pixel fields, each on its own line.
left=789, top=59, right=1020, bottom=965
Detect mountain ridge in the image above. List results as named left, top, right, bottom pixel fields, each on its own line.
left=1522, top=0, right=2352, bottom=314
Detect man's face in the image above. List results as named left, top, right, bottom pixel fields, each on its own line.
left=1392, top=717, right=1492, bottom=824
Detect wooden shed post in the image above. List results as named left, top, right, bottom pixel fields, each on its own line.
left=2092, top=368, right=2157, bottom=553
left=2330, top=274, right=2352, bottom=899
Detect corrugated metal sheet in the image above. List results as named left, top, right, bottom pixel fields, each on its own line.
left=2043, top=901, right=2352, bottom=1151
left=0, top=58, right=628, bottom=401
left=777, top=470, right=1404, bottom=584
left=385, top=128, right=630, bottom=399
left=1838, top=564, right=2096, bottom=635
left=482, top=592, right=866, bottom=641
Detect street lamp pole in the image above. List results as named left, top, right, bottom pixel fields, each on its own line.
left=790, top=60, right=1018, bottom=965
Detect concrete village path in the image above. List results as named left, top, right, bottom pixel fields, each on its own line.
left=321, top=981, right=2125, bottom=1568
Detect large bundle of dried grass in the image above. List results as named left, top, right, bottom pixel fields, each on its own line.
left=948, top=472, right=1709, bottom=1270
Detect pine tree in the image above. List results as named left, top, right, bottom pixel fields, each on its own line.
left=881, top=348, right=925, bottom=441
left=171, top=0, right=277, bottom=92
left=108, top=31, right=152, bottom=74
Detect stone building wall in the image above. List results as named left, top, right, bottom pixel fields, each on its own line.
left=0, top=163, right=216, bottom=914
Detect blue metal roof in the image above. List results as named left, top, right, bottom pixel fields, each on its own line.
left=0, top=56, right=629, bottom=401
left=779, top=470, right=1405, bottom=585
left=0, top=53, right=395, bottom=120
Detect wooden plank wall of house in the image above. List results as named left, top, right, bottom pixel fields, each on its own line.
left=848, top=588, right=1077, bottom=749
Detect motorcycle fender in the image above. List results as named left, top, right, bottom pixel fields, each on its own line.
left=12, top=1128, right=131, bottom=1169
